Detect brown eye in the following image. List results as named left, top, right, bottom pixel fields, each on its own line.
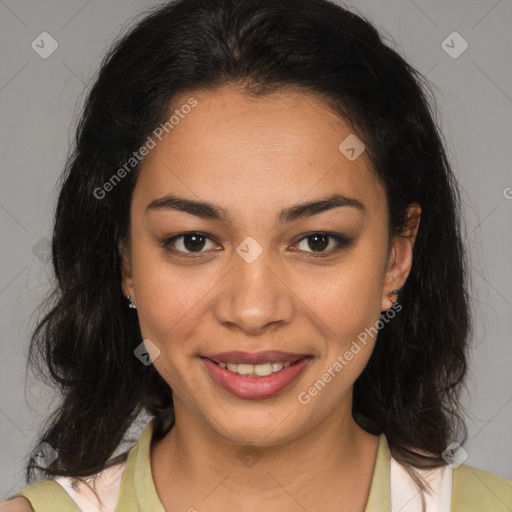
left=162, top=232, right=217, bottom=256
left=305, top=234, right=329, bottom=252
left=294, top=232, right=354, bottom=256
left=182, top=234, right=207, bottom=252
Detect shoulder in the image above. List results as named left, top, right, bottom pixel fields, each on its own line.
left=2, top=480, right=81, bottom=512
left=3, top=459, right=127, bottom=512
left=452, top=463, right=512, bottom=511
left=0, top=497, right=34, bottom=511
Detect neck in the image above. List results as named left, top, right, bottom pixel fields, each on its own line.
left=150, top=396, right=380, bottom=511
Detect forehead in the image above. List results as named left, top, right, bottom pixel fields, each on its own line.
left=133, top=86, right=386, bottom=220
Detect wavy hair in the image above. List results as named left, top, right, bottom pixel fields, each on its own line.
left=24, top=0, right=471, bottom=503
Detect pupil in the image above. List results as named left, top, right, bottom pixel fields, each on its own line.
left=309, top=235, right=328, bottom=251
left=184, top=234, right=205, bottom=252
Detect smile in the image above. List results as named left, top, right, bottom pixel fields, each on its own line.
left=200, top=354, right=313, bottom=400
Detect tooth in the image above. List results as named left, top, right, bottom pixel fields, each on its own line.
left=271, top=362, right=284, bottom=372
left=220, top=361, right=294, bottom=376
left=237, top=364, right=254, bottom=375
left=254, top=363, right=273, bottom=377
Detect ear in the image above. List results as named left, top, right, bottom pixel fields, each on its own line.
left=381, top=203, right=421, bottom=311
left=119, top=238, right=135, bottom=302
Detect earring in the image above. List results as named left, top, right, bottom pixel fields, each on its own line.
left=389, top=289, right=400, bottom=304
left=126, top=295, right=137, bottom=309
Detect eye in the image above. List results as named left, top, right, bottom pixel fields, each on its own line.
left=161, top=232, right=219, bottom=257
left=292, top=232, right=354, bottom=256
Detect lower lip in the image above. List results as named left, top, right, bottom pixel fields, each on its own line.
left=201, top=357, right=313, bottom=400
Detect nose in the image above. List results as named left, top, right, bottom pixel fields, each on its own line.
left=212, top=246, right=296, bottom=335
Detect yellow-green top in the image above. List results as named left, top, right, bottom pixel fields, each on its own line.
left=9, top=418, right=512, bottom=511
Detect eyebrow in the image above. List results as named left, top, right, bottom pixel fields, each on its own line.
left=145, top=192, right=365, bottom=224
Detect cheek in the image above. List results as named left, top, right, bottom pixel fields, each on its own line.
left=299, top=255, right=385, bottom=336
left=295, top=250, right=386, bottom=388
left=131, top=247, right=210, bottom=347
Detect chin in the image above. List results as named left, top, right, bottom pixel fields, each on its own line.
left=204, top=405, right=305, bottom=447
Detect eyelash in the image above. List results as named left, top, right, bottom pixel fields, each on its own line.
left=160, top=231, right=354, bottom=259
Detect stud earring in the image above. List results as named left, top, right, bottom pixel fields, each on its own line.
left=126, top=295, right=137, bottom=309
left=389, top=289, right=400, bottom=304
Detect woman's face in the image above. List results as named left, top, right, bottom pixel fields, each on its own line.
left=121, top=85, right=419, bottom=445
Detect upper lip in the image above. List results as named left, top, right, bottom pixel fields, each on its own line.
left=203, top=350, right=311, bottom=365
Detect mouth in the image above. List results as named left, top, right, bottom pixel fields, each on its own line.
left=200, top=351, right=313, bottom=400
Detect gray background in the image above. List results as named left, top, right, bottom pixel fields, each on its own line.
left=1, top=0, right=511, bottom=500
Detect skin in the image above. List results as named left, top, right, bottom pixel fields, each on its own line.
left=119, top=84, right=421, bottom=512
left=0, top=498, right=33, bottom=511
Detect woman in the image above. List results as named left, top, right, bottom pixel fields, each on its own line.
left=3, top=0, right=511, bottom=510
